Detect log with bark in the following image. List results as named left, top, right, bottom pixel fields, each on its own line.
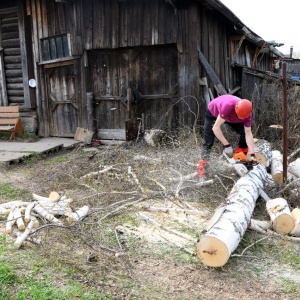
left=266, top=198, right=294, bottom=234
left=290, top=208, right=300, bottom=236
left=252, top=139, right=272, bottom=167
left=196, top=163, right=267, bottom=267
left=271, top=150, right=283, bottom=183
left=288, top=158, right=300, bottom=178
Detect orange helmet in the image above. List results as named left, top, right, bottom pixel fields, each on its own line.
left=235, top=99, right=252, bottom=119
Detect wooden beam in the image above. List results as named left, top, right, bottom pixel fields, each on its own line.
left=197, top=48, right=227, bottom=95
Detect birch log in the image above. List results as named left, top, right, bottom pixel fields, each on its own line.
left=6, top=208, right=16, bottom=234
left=66, top=205, right=89, bottom=223
left=290, top=208, right=300, bottom=236
left=33, top=204, right=63, bottom=225
left=24, top=202, right=36, bottom=223
left=288, top=158, right=300, bottom=178
left=266, top=198, right=294, bottom=234
left=196, top=164, right=267, bottom=267
left=252, top=139, right=272, bottom=167
left=271, top=150, right=283, bottom=183
left=14, top=207, right=26, bottom=231
left=14, top=219, right=35, bottom=249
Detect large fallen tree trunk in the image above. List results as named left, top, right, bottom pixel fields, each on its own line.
left=196, top=164, right=267, bottom=267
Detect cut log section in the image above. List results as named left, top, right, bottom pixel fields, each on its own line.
left=271, top=150, right=283, bottom=183
left=66, top=205, right=90, bottom=223
left=288, top=158, right=300, bottom=178
left=196, top=164, right=267, bottom=267
left=290, top=208, right=300, bottom=236
left=252, top=139, right=272, bottom=167
left=266, top=198, right=294, bottom=234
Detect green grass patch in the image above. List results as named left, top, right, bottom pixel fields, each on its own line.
left=0, top=236, right=114, bottom=300
left=0, top=183, right=31, bottom=200
left=44, top=156, right=70, bottom=165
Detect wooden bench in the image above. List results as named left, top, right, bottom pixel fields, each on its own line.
left=0, top=106, right=24, bottom=140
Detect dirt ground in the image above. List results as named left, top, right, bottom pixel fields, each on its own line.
left=1, top=134, right=300, bottom=300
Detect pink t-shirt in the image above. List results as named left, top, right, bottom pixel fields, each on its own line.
left=208, top=95, right=252, bottom=127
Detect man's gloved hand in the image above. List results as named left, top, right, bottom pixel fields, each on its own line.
left=223, top=144, right=233, bottom=156
left=198, top=160, right=209, bottom=178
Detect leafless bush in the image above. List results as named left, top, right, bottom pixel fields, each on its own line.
left=251, top=81, right=300, bottom=153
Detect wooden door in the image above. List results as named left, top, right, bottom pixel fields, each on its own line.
left=45, top=62, right=78, bottom=137
left=89, top=50, right=130, bottom=131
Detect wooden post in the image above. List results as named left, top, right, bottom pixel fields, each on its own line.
left=282, top=62, right=288, bottom=182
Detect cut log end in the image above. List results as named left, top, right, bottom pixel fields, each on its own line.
left=273, top=214, right=294, bottom=234
left=196, top=236, right=229, bottom=267
left=272, top=173, right=283, bottom=184
left=49, top=191, right=60, bottom=202
left=254, top=152, right=267, bottom=166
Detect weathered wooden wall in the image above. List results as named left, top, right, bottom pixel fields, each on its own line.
left=0, top=0, right=285, bottom=137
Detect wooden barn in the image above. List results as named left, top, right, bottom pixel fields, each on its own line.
left=0, top=0, right=286, bottom=141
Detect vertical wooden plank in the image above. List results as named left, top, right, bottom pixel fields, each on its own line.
left=111, top=0, right=119, bottom=48
left=151, top=0, right=159, bottom=45
left=82, top=0, right=93, bottom=50
left=17, top=0, right=31, bottom=107
left=142, top=0, right=150, bottom=45
left=30, top=0, right=39, bottom=62
left=104, top=0, right=111, bottom=48
left=0, top=48, right=8, bottom=106
left=92, top=0, right=101, bottom=48
left=40, top=0, right=48, bottom=37
left=119, top=1, right=127, bottom=47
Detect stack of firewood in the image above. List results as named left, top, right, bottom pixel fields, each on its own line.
left=0, top=192, right=89, bottom=249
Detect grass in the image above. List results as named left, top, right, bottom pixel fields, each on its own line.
left=0, top=236, right=114, bottom=300
left=0, top=183, right=31, bottom=201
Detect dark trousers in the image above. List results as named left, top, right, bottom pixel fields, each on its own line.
left=201, top=110, right=247, bottom=160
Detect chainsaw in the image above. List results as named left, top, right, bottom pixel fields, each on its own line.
left=222, top=151, right=259, bottom=177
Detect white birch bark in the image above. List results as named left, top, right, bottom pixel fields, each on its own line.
left=14, top=207, right=25, bottom=231
left=14, top=219, right=35, bottom=249
left=66, top=205, right=89, bottom=223
left=288, top=158, right=300, bottom=178
left=290, top=208, right=300, bottom=236
left=0, top=201, right=31, bottom=209
left=196, top=164, right=267, bottom=267
left=0, top=207, right=10, bottom=217
left=266, top=198, right=294, bottom=234
left=6, top=208, right=16, bottom=234
left=24, top=202, right=36, bottom=223
left=33, top=204, right=63, bottom=225
left=271, top=150, right=283, bottom=183
left=253, top=139, right=272, bottom=167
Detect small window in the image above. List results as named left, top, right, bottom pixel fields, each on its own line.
left=41, top=34, right=71, bottom=61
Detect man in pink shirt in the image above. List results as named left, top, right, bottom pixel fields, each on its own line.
left=198, top=94, right=256, bottom=178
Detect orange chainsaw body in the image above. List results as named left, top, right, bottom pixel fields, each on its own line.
left=233, top=151, right=247, bottom=162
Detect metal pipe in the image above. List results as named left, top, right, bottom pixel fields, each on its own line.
left=282, top=62, right=288, bottom=182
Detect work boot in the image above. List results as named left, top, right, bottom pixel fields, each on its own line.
left=198, top=160, right=209, bottom=178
